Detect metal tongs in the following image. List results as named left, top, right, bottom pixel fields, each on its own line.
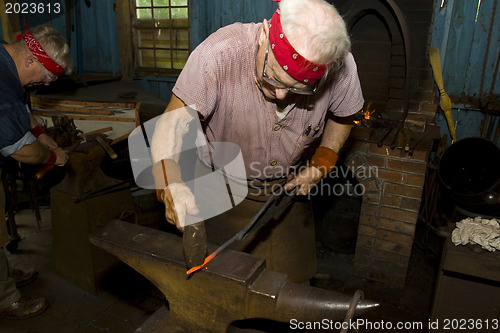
left=186, top=189, right=297, bottom=275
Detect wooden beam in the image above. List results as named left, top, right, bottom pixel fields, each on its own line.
left=115, top=0, right=133, bottom=81
left=31, top=109, right=138, bottom=122
left=0, top=0, right=20, bottom=43
left=31, top=97, right=135, bottom=108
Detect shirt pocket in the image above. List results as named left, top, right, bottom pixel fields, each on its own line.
left=288, top=118, right=325, bottom=165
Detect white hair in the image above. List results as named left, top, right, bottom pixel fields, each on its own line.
left=279, top=0, right=350, bottom=78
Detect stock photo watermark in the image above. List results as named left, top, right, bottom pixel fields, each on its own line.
left=247, top=161, right=378, bottom=198
left=128, top=106, right=379, bottom=227
left=289, top=318, right=499, bottom=331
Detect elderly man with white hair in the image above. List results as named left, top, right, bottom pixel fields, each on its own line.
left=151, top=0, right=364, bottom=283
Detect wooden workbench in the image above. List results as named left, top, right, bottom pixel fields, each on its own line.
left=431, top=237, right=500, bottom=332
left=30, top=80, right=168, bottom=144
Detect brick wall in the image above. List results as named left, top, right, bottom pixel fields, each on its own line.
left=331, top=0, right=438, bottom=287
left=335, top=0, right=438, bottom=122
left=340, top=141, right=429, bottom=286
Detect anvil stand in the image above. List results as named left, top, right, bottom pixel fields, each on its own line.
left=51, top=142, right=136, bottom=294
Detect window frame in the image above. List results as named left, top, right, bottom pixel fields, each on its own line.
left=131, top=0, right=190, bottom=76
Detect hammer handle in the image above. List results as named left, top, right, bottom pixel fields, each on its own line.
left=377, top=128, right=393, bottom=147
left=96, top=136, right=117, bottom=159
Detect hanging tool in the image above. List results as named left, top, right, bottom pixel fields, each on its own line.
left=377, top=127, right=394, bottom=147
left=187, top=189, right=297, bottom=275
left=389, top=126, right=403, bottom=150
left=429, top=48, right=457, bottom=142
left=396, top=129, right=405, bottom=150
left=403, top=129, right=412, bottom=152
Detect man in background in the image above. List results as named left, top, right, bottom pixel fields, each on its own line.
left=0, top=24, right=71, bottom=319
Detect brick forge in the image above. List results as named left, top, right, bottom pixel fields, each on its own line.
left=330, top=0, right=439, bottom=287
left=339, top=141, right=429, bottom=287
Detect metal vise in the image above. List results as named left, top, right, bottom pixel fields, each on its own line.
left=90, top=220, right=379, bottom=332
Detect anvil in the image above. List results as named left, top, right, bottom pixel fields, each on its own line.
left=90, top=220, right=379, bottom=332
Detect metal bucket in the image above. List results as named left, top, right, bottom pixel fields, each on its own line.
left=438, top=137, right=500, bottom=217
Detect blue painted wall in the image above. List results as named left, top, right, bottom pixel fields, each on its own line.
left=431, top=0, right=499, bottom=104
left=2, top=0, right=498, bottom=146
left=1, top=0, right=275, bottom=101
left=76, top=0, right=121, bottom=77
left=435, top=108, right=500, bottom=146
left=136, top=0, right=277, bottom=102
left=1, top=0, right=120, bottom=77
left=431, top=0, right=500, bottom=146
left=190, top=0, right=277, bottom=48
left=137, top=0, right=277, bottom=101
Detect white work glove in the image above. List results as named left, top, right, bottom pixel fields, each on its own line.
left=161, top=183, right=199, bottom=232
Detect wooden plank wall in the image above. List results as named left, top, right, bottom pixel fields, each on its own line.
left=0, top=0, right=120, bottom=77
left=2, top=0, right=496, bottom=106
left=190, top=0, right=276, bottom=49
left=0, top=0, right=275, bottom=101
left=77, top=0, right=121, bottom=77
left=0, top=0, right=20, bottom=43
left=431, top=0, right=499, bottom=145
left=431, top=0, right=499, bottom=111
left=135, top=0, right=276, bottom=102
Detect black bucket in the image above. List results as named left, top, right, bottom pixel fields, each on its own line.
left=438, top=137, right=500, bottom=217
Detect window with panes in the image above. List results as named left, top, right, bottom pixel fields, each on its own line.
left=133, top=0, right=189, bottom=72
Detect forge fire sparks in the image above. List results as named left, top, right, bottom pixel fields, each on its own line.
left=353, top=102, right=376, bottom=125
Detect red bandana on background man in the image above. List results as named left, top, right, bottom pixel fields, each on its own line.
left=16, top=25, right=65, bottom=76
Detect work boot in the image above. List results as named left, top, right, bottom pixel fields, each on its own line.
left=11, top=269, right=39, bottom=288
left=0, top=297, right=48, bottom=319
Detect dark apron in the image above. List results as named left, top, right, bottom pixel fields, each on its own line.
left=195, top=160, right=316, bottom=283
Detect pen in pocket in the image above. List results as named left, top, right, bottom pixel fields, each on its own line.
left=304, top=124, right=312, bottom=135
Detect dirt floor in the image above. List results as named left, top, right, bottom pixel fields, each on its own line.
left=1, top=190, right=443, bottom=333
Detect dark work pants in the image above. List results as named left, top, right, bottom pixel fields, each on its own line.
left=194, top=161, right=316, bottom=283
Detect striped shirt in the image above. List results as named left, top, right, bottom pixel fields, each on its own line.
left=173, top=23, right=363, bottom=180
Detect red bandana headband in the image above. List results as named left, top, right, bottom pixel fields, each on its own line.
left=268, top=4, right=326, bottom=83
left=16, top=26, right=65, bottom=76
